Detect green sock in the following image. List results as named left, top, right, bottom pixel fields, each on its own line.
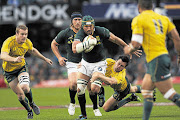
left=25, top=89, right=33, bottom=103
left=89, top=93, right=98, bottom=109
left=143, top=98, right=153, bottom=120
left=171, top=93, right=180, bottom=107
left=19, top=97, right=31, bottom=112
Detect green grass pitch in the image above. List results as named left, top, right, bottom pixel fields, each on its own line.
left=0, top=84, right=180, bottom=120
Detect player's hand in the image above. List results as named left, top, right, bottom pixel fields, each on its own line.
left=45, top=58, right=53, bottom=65
left=133, top=50, right=142, bottom=57
left=58, top=57, right=67, bottom=66
left=14, top=56, right=24, bottom=63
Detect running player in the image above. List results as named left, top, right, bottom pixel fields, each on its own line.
left=0, top=25, right=53, bottom=119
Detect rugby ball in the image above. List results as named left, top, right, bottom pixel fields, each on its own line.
left=83, top=35, right=95, bottom=53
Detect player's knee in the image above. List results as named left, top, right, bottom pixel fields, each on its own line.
left=21, top=85, right=29, bottom=93
left=141, top=89, right=153, bottom=98
left=17, top=93, right=24, bottom=101
left=164, top=88, right=176, bottom=99
left=103, top=106, right=110, bottom=112
left=69, top=83, right=77, bottom=91
left=77, top=79, right=88, bottom=96
left=91, top=80, right=102, bottom=93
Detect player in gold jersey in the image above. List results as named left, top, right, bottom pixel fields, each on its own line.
left=91, top=55, right=141, bottom=112
left=124, top=0, right=180, bottom=120
left=0, top=25, right=53, bottom=119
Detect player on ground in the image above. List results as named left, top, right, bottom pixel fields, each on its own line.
left=0, top=25, right=53, bottom=119
left=91, top=55, right=141, bottom=112
left=51, top=12, right=102, bottom=116
left=124, top=0, right=180, bottom=120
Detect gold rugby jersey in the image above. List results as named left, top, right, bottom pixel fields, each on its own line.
left=1, top=35, right=33, bottom=72
left=105, top=58, right=127, bottom=92
left=132, top=10, right=175, bottom=62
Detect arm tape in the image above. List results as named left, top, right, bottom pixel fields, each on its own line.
left=131, top=34, right=143, bottom=44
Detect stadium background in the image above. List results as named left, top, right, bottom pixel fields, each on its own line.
left=0, top=0, right=180, bottom=88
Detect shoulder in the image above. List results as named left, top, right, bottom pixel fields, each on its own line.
left=3, top=35, right=16, bottom=45
left=95, top=26, right=108, bottom=31
left=106, top=58, right=115, bottom=65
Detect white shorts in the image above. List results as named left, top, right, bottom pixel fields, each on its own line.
left=79, top=59, right=107, bottom=77
left=66, top=62, right=79, bottom=75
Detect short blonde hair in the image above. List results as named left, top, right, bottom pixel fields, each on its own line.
left=16, top=25, right=28, bottom=33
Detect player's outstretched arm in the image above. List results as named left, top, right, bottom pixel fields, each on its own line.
left=28, top=47, right=53, bottom=65
left=108, top=32, right=128, bottom=47
left=91, top=72, right=117, bottom=85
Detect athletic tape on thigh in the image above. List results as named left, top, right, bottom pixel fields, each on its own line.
left=77, top=79, right=88, bottom=95
left=141, top=90, right=153, bottom=96
left=19, top=75, right=30, bottom=84
left=164, top=88, right=175, bottom=99
left=91, top=79, right=102, bottom=87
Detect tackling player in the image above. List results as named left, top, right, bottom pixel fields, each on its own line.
left=91, top=55, right=141, bottom=112
left=0, top=25, right=53, bottom=119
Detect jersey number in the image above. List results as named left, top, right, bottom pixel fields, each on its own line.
left=153, top=19, right=163, bottom=34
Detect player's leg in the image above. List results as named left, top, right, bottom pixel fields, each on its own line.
left=130, top=85, right=141, bottom=93
left=153, top=54, right=180, bottom=107
left=77, top=72, right=90, bottom=118
left=141, top=74, right=155, bottom=120
left=91, top=61, right=107, bottom=108
left=66, top=62, right=79, bottom=115
left=68, top=72, right=78, bottom=115
left=18, top=66, right=40, bottom=116
left=102, top=95, right=119, bottom=112
left=3, top=68, right=33, bottom=119
left=155, top=78, right=180, bottom=107
left=87, top=82, right=101, bottom=116
left=9, top=78, right=33, bottom=119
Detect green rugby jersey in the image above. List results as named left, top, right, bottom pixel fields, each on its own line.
left=74, top=26, right=110, bottom=63
left=55, top=28, right=82, bottom=63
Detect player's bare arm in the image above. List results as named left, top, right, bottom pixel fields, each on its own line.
left=28, top=47, right=53, bottom=65
left=0, top=52, right=24, bottom=63
left=91, top=72, right=117, bottom=85
left=168, top=28, right=180, bottom=65
left=51, top=39, right=67, bottom=66
left=108, top=32, right=127, bottom=47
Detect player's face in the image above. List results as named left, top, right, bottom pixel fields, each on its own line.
left=72, top=18, right=82, bottom=30
left=83, top=24, right=94, bottom=35
left=114, top=59, right=127, bottom=72
left=16, top=29, right=28, bottom=44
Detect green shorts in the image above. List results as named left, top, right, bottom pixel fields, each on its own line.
left=113, top=77, right=130, bottom=101
left=2, top=65, right=28, bottom=83
left=147, top=54, right=171, bottom=82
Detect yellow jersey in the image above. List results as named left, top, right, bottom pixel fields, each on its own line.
left=105, top=58, right=127, bottom=92
left=1, top=35, right=33, bottom=72
left=131, top=10, right=175, bottom=62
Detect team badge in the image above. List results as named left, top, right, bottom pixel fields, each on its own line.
left=98, top=67, right=102, bottom=71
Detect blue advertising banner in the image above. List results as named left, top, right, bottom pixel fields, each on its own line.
left=82, top=3, right=138, bottom=20
left=82, top=3, right=180, bottom=20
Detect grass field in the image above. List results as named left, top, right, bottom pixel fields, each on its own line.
left=0, top=84, right=180, bottom=120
